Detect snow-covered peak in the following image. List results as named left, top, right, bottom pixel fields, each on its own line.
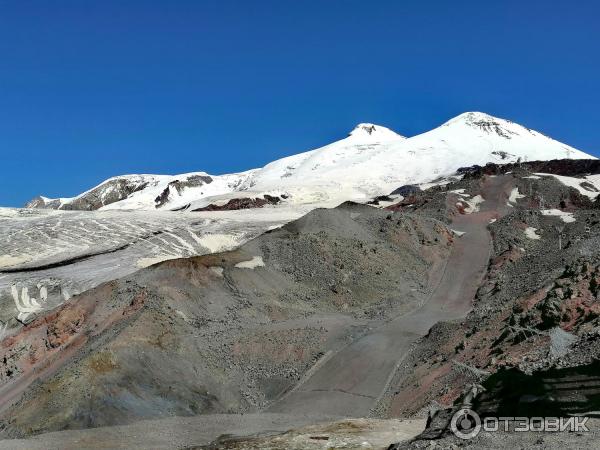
left=446, top=111, right=497, bottom=124
left=442, top=111, right=535, bottom=140
left=347, top=123, right=405, bottom=142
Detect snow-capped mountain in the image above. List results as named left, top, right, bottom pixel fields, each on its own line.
left=27, top=112, right=594, bottom=211
left=25, top=174, right=170, bottom=210
left=25, top=171, right=257, bottom=211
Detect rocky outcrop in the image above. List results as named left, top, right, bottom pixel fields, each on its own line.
left=154, top=175, right=213, bottom=208
left=25, top=177, right=153, bottom=210
left=192, top=194, right=281, bottom=211
left=461, top=159, right=600, bottom=179
left=380, top=170, right=600, bottom=450
left=390, top=185, right=421, bottom=197
left=24, top=197, right=62, bottom=209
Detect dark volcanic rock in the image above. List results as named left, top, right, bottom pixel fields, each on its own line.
left=390, top=185, right=422, bottom=196
left=192, top=195, right=281, bottom=211
left=367, top=195, right=394, bottom=205
left=474, top=360, right=600, bottom=418
left=462, top=159, right=600, bottom=179
left=25, top=178, right=152, bottom=210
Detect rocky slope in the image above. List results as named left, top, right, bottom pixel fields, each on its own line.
left=6, top=113, right=595, bottom=346
left=3, top=159, right=600, bottom=449
left=0, top=203, right=452, bottom=437
left=0, top=206, right=309, bottom=333
left=374, top=164, right=600, bottom=448
left=187, top=162, right=600, bottom=449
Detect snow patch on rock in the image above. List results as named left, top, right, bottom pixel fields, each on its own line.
left=235, top=256, right=265, bottom=269
left=536, top=173, right=600, bottom=199
left=541, top=209, right=576, bottom=223
left=524, top=227, right=541, bottom=240
left=196, top=233, right=240, bottom=253
left=461, top=195, right=484, bottom=214
left=507, top=187, right=525, bottom=205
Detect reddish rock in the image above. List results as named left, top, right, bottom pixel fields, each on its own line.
left=46, top=306, right=86, bottom=349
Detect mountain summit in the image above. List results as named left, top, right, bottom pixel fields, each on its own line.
left=347, top=123, right=405, bottom=141
left=26, top=112, right=594, bottom=211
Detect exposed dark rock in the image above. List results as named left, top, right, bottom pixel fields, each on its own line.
left=390, top=184, right=421, bottom=196
left=462, top=159, right=600, bottom=179
left=479, top=359, right=600, bottom=417
left=192, top=195, right=281, bottom=211
left=367, top=195, right=394, bottom=205
left=154, top=175, right=213, bottom=208
left=25, top=178, right=151, bottom=210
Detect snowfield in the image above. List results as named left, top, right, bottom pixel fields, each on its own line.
left=541, top=209, right=577, bottom=223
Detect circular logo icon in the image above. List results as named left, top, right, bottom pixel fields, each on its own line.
left=450, top=408, right=481, bottom=440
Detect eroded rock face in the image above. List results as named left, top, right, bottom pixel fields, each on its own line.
left=154, top=175, right=213, bottom=208
left=25, top=177, right=153, bottom=210
left=24, top=197, right=62, bottom=209
left=0, top=281, right=147, bottom=393
left=45, top=305, right=86, bottom=349
left=462, top=159, right=600, bottom=178
left=379, top=171, right=600, bottom=439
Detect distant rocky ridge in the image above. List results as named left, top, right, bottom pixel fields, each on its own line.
left=25, top=175, right=155, bottom=210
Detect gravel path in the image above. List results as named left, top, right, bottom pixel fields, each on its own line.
left=267, top=175, right=513, bottom=417
left=0, top=413, right=340, bottom=450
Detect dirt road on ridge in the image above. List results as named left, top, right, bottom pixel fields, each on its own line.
left=0, top=176, right=514, bottom=449
left=267, top=175, right=514, bottom=416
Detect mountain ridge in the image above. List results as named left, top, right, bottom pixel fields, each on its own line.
left=25, top=111, right=594, bottom=211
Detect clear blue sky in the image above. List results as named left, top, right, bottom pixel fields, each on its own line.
left=1, top=0, right=598, bottom=206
